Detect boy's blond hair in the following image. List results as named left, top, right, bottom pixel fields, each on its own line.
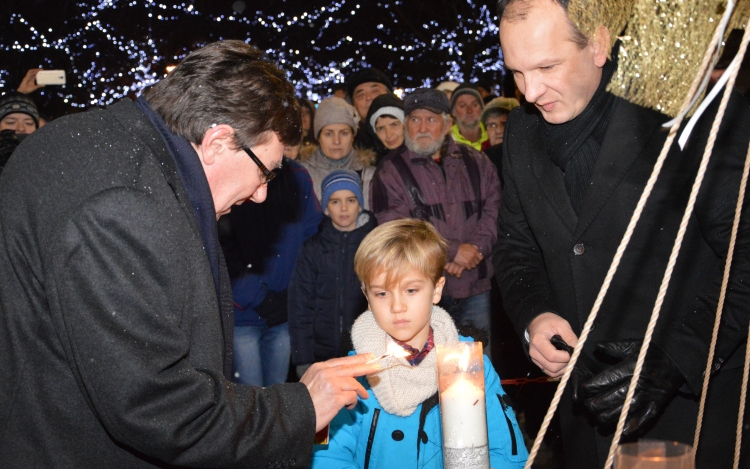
left=354, top=219, right=447, bottom=288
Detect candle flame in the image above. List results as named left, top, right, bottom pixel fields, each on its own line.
left=441, top=345, right=473, bottom=371
left=458, top=345, right=470, bottom=372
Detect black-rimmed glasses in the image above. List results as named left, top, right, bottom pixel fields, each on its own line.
left=242, top=146, right=277, bottom=184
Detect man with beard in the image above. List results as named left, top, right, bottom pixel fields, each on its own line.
left=492, top=0, right=750, bottom=467
left=370, top=88, right=501, bottom=356
left=449, top=85, right=491, bottom=151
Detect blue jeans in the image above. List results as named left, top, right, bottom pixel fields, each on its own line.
left=233, top=322, right=291, bottom=387
left=439, top=291, right=492, bottom=358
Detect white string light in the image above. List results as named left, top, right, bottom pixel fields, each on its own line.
left=0, top=0, right=506, bottom=109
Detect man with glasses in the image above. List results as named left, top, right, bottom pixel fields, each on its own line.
left=371, top=88, right=501, bottom=357
left=0, top=40, right=377, bottom=468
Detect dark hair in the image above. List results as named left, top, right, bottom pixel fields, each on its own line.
left=332, top=83, right=349, bottom=96
left=144, top=40, right=301, bottom=148
left=298, top=97, right=318, bottom=146
left=481, top=107, right=510, bottom=126
left=497, top=0, right=588, bottom=50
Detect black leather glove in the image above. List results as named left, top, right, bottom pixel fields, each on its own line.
left=550, top=335, right=599, bottom=403
left=254, top=289, right=288, bottom=327
left=579, top=340, right=684, bottom=436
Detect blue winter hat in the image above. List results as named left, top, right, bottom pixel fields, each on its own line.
left=321, top=169, right=364, bottom=211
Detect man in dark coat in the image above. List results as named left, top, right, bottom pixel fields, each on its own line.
left=0, top=40, right=376, bottom=468
left=492, top=0, right=750, bottom=467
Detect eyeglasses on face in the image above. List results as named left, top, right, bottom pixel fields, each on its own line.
left=242, top=146, right=278, bottom=184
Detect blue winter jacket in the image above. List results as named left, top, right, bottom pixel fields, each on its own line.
left=311, top=337, right=528, bottom=469
left=220, top=159, right=322, bottom=327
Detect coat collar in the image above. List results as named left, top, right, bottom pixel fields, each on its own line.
left=105, top=100, right=196, bottom=227
left=525, top=98, right=667, bottom=238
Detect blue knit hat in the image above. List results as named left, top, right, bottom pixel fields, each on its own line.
left=321, top=169, right=364, bottom=211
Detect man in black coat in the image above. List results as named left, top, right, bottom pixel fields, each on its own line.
left=492, top=1, right=750, bottom=467
left=0, top=41, right=377, bottom=468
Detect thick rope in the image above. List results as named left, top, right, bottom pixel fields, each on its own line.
left=521, top=17, right=727, bottom=468
left=604, top=23, right=747, bottom=468
left=737, top=321, right=750, bottom=469
left=694, top=22, right=750, bottom=458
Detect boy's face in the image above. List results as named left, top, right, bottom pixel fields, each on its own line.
left=363, top=268, right=446, bottom=349
left=326, top=189, right=360, bottom=231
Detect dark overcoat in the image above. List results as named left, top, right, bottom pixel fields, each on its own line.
left=493, top=92, right=750, bottom=468
left=0, top=100, right=315, bottom=468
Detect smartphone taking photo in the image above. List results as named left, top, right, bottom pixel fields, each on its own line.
left=35, top=70, right=66, bottom=86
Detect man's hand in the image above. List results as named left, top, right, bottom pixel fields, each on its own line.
left=445, top=262, right=465, bottom=278
left=453, top=244, right=483, bottom=270
left=17, top=69, right=44, bottom=94
left=300, top=354, right=380, bottom=432
left=527, top=312, right=578, bottom=377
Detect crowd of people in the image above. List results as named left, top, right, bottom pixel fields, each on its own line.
left=1, top=0, right=750, bottom=468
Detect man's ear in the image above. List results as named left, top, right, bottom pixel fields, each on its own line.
left=196, top=124, right=235, bottom=165
left=592, top=25, right=611, bottom=67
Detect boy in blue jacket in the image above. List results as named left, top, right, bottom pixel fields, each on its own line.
left=311, top=219, right=527, bottom=469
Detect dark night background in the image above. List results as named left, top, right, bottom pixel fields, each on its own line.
left=0, top=0, right=509, bottom=118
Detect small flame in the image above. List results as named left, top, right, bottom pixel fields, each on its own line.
left=386, top=342, right=411, bottom=359
left=441, top=345, right=473, bottom=371
left=458, top=345, right=470, bottom=372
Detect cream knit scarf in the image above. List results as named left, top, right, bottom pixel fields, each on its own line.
left=350, top=305, right=459, bottom=417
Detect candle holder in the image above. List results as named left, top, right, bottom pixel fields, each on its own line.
left=615, top=440, right=694, bottom=469
left=437, top=341, right=489, bottom=469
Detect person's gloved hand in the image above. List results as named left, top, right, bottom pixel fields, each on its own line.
left=579, top=340, right=684, bottom=436
left=550, top=335, right=598, bottom=403
left=254, top=289, right=288, bottom=327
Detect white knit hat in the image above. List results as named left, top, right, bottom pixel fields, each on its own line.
left=313, top=96, right=360, bottom=138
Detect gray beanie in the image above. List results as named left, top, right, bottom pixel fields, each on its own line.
left=449, top=85, right=484, bottom=112
left=314, top=97, right=360, bottom=138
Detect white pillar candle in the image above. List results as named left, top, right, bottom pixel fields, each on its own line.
left=440, top=378, right=488, bottom=448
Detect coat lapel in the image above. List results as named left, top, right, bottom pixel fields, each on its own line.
left=527, top=115, right=578, bottom=234
left=573, top=98, right=667, bottom=239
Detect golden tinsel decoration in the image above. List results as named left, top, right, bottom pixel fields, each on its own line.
left=568, top=0, right=750, bottom=117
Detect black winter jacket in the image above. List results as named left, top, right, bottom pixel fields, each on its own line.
left=288, top=212, right=377, bottom=364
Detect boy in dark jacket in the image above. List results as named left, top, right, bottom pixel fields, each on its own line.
left=289, top=169, right=377, bottom=377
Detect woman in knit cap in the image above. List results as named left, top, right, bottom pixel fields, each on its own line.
left=365, top=93, right=404, bottom=154
left=0, top=92, right=40, bottom=135
left=481, top=96, right=520, bottom=185
left=299, top=96, right=376, bottom=209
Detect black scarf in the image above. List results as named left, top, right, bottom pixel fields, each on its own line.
left=546, top=58, right=617, bottom=214
left=135, top=97, right=222, bottom=306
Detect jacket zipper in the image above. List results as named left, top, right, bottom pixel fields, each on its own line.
left=497, top=394, right=518, bottom=455
left=364, top=408, right=380, bottom=469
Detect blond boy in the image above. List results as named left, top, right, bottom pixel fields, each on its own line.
left=311, top=219, right=527, bottom=469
